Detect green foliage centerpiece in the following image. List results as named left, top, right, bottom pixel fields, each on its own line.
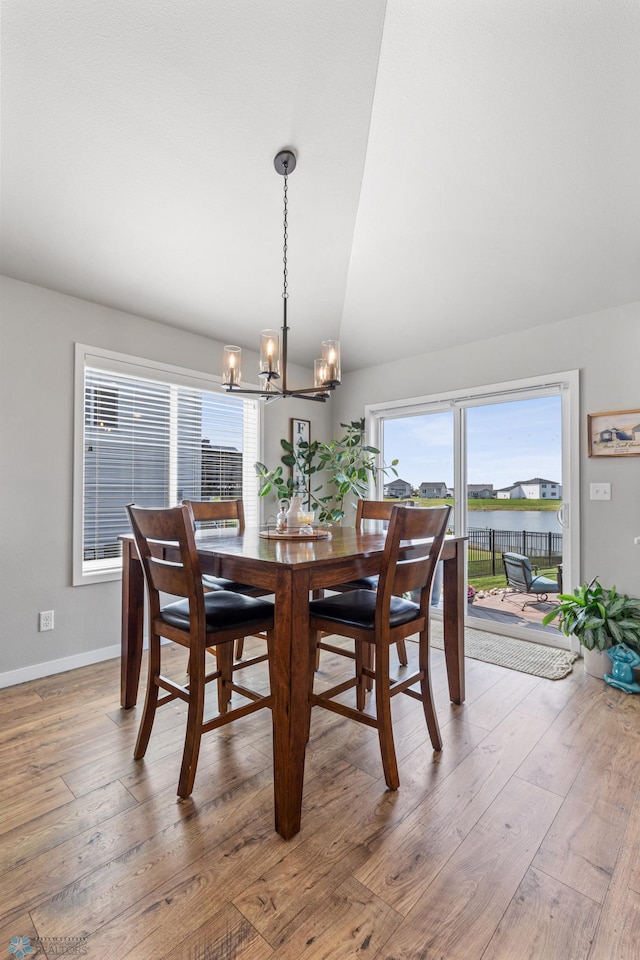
left=255, top=419, right=398, bottom=524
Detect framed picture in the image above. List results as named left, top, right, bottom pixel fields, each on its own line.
left=587, top=409, right=640, bottom=457
left=290, top=418, right=311, bottom=491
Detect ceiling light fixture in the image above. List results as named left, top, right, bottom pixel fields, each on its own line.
left=221, top=149, right=341, bottom=402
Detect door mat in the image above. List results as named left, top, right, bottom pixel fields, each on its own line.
left=427, top=621, right=579, bottom=680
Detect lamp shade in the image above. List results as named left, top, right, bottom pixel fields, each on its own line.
left=314, top=359, right=329, bottom=396
left=321, top=340, right=341, bottom=385
left=260, top=329, right=280, bottom=379
left=222, top=346, right=242, bottom=387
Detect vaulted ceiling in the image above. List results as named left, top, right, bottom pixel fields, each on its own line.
left=2, top=1, right=639, bottom=371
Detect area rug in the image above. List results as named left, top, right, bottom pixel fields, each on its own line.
left=427, top=621, right=579, bottom=680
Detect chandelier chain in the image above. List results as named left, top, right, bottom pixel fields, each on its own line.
left=282, top=166, right=288, bottom=300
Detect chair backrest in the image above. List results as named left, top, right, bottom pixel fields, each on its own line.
left=127, top=504, right=204, bottom=622
left=377, top=505, right=451, bottom=614
left=502, top=552, right=533, bottom=590
left=355, top=499, right=413, bottom=528
left=183, top=499, right=245, bottom=532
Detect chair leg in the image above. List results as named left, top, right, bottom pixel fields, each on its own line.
left=312, top=592, right=325, bottom=672
left=395, top=638, right=408, bottom=666
left=235, top=637, right=245, bottom=659
left=134, top=629, right=161, bottom=760
left=364, top=644, right=374, bottom=692
left=178, top=642, right=206, bottom=799
left=216, top=643, right=234, bottom=714
left=355, top=639, right=366, bottom=711
left=205, top=644, right=232, bottom=707
left=374, top=642, right=399, bottom=790
left=307, top=629, right=320, bottom=742
left=417, top=626, right=442, bottom=752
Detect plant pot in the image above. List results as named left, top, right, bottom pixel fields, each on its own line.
left=582, top=646, right=612, bottom=680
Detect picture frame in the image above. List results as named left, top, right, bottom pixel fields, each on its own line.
left=290, top=418, right=311, bottom=491
left=587, top=409, right=640, bottom=457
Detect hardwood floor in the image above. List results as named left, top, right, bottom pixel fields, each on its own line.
left=1, top=637, right=638, bottom=959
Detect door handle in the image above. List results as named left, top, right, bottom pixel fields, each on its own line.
left=557, top=503, right=569, bottom=529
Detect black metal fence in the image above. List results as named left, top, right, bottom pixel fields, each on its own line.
left=467, top=527, right=563, bottom=580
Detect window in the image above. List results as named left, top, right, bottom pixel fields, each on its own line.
left=74, top=345, right=260, bottom=584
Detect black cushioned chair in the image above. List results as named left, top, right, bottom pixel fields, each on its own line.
left=183, top=500, right=272, bottom=660
left=127, top=503, right=275, bottom=798
left=308, top=504, right=451, bottom=790
left=317, top=499, right=415, bottom=671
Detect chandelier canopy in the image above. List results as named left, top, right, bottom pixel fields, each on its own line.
left=221, top=150, right=341, bottom=402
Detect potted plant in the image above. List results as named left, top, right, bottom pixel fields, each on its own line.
left=542, top=578, right=640, bottom=679
left=255, top=419, right=398, bottom=524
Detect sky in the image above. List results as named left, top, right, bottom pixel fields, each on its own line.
left=382, top=395, right=562, bottom=491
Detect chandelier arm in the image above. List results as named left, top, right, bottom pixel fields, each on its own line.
left=224, top=385, right=327, bottom=402
left=282, top=385, right=334, bottom=395
left=223, top=386, right=281, bottom=396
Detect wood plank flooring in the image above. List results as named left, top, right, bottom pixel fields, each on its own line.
left=1, top=637, right=638, bottom=959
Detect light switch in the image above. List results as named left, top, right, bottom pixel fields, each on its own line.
left=590, top=482, right=611, bottom=501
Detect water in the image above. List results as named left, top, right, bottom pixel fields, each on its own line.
left=467, top=509, right=561, bottom=534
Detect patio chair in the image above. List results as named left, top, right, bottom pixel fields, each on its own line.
left=501, top=552, right=560, bottom=609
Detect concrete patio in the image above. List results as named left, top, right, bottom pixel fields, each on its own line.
left=466, top=588, right=563, bottom=637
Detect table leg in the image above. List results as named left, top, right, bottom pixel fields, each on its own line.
left=121, top=543, right=145, bottom=709
left=271, top=567, right=311, bottom=839
left=442, top=543, right=465, bottom=704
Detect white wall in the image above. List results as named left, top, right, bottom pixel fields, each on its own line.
left=0, top=277, right=331, bottom=682
left=333, top=302, right=640, bottom=598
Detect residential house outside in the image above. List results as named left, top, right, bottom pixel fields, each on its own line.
left=201, top=440, right=243, bottom=500
left=496, top=478, right=562, bottom=499
left=384, top=478, right=412, bottom=498
left=419, top=481, right=448, bottom=498
left=468, top=484, right=494, bottom=499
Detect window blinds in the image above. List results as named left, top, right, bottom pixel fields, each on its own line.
left=82, top=364, right=259, bottom=576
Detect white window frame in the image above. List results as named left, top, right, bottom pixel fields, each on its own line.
left=73, top=343, right=262, bottom=585
left=366, top=370, right=580, bottom=643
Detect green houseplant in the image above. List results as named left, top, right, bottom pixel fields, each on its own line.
left=542, top=578, right=640, bottom=678
left=255, top=419, right=398, bottom=524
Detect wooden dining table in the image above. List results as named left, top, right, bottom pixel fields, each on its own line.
left=120, top=526, right=467, bottom=839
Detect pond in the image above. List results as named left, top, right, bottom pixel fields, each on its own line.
left=467, top=509, right=561, bottom=534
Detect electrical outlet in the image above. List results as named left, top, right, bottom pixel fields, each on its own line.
left=39, top=610, right=54, bottom=631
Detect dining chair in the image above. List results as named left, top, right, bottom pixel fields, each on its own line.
left=307, top=504, right=451, bottom=790
left=317, top=499, right=415, bottom=671
left=183, top=499, right=272, bottom=660
left=126, top=503, right=275, bottom=798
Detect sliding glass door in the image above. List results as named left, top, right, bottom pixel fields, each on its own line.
left=368, top=371, right=579, bottom=645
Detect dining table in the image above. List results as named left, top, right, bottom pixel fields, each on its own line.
left=120, top=526, right=467, bottom=839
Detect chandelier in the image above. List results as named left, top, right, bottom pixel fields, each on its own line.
left=221, top=150, right=341, bottom=402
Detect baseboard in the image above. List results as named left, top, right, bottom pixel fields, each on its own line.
left=0, top=643, right=123, bottom=690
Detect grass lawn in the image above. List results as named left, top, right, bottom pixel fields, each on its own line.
left=470, top=570, right=559, bottom=592
left=410, top=497, right=561, bottom=512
